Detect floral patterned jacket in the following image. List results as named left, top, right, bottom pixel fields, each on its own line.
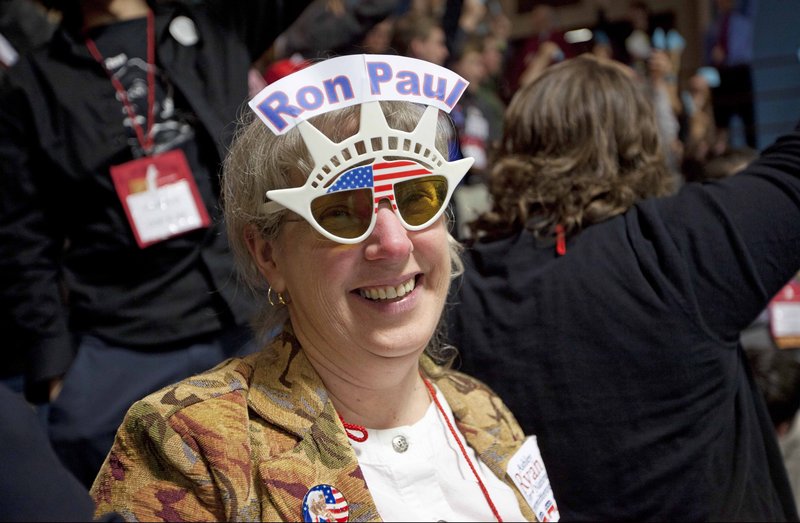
left=90, top=327, right=537, bottom=522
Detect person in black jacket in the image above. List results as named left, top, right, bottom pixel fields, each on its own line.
left=0, top=0, right=310, bottom=487
left=446, top=54, right=800, bottom=521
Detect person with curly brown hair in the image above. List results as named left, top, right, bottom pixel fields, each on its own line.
left=446, top=54, right=800, bottom=521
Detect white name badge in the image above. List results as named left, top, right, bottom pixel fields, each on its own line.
left=126, top=177, right=203, bottom=244
left=249, top=54, right=468, bottom=135
left=110, top=149, right=210, bottom=248
left=507, top=436, right=560, bottom=522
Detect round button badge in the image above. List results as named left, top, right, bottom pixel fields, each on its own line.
left=302, top=484, right=349, bottom=522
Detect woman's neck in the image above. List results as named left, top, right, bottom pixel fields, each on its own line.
left=304, top=346, right=431, bottom=430
left=328, top=367, right=431, bottom=430
left=81, top=0, right=150, bottom=30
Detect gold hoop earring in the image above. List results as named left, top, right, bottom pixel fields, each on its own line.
left=268, top=286, right=288, bottom=307
left=268, top=286, right=279, bottom=307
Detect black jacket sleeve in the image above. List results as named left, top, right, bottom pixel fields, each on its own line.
left=633, top=119, right=800, bottom=341
left=0, top=73, right=74, bottom=403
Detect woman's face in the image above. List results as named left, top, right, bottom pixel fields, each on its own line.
left=261, top=203, right=451, bottom=368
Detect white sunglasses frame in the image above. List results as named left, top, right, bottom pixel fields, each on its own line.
left=263, top=101, right=474, bottom=244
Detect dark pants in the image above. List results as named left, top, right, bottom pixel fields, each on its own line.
left=0, top=383, right=97, bottom=522
left=47, top=326, right=257, bottom=487
left=712, top=63, right=757, bottom=149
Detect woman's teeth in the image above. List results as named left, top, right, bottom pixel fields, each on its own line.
left=359, top=278, right=416, bottom=300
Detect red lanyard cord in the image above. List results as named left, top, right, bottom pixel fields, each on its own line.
left=338, top=414, right=368, bottom=442
left=337, top=377, right=504, bottom=522
left=84, top=9, right=156, bottom=155
left=423, top=377, right=504, bottom=522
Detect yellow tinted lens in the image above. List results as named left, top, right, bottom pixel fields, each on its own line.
left=394, top=176, right=448, bottom=226
left=311, top=189, right=373, bottom=239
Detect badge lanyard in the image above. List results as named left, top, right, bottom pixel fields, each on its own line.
left=84, top=9, right=157, bottom=155
left=84, top=10, right=212, bottom=249
left=423, top=377, right=503, bottom=522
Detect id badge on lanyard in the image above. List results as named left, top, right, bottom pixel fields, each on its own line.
left=86, top=9, right=211, bottom=248
left=769, top=275, right=800, bottom=349
left=109, top=149, right=211, bottom=248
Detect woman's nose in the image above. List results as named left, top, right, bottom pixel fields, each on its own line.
left=364, top=200, right=413, bottom=260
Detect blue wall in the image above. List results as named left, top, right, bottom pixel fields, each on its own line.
left=753, top=0, right=800, bottom=148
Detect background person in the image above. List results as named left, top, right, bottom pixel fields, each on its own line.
left=704, top=0, right=758, bottom=152
left=504, top=4, right=572, bottom=94
left=0, top=0, right=309, bottom=486
left=390, top=11, right=450, bottom=65
left=269, top=0, right=396, bottom=60
left=446, top=54, right=800, bottom=521
left=449, top=35, right=503, bottom=240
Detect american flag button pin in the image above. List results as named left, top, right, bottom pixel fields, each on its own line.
left=302, top=484, right=350, bottom=522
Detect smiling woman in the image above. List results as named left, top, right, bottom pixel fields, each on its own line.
left=89, top=55, right=554, bottom=522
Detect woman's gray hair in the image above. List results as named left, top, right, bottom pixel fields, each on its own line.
left=221, top=101, right=464, bottom=363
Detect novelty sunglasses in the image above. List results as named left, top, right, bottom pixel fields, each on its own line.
left=263, top=102, right=473, bottom=244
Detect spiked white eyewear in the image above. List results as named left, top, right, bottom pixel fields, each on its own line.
left=263, top=102, right=474, bottom=244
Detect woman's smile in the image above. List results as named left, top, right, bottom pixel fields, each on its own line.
left=357, top=274, right=419, bottom=301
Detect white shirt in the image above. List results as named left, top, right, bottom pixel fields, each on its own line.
left=349, top=385, right=527, bottom=522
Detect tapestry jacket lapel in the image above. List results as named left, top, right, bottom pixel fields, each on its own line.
left=246, top=329, right=382, bottom=522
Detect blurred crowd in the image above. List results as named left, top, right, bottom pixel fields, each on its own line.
left=3, top=0, right=799, bottom=521
left=0, top=0, right=762, bottom=235
left=241, top=0, right=759, bottom=238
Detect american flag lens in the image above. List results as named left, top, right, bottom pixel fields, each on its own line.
left=309, top=160, right=449, bottom=241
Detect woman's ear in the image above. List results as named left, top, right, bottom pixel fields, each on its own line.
left=244, top=224, right=286, bottom=291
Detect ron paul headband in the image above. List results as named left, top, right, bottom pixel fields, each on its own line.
left=248, top=54, right=474, bottom=244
